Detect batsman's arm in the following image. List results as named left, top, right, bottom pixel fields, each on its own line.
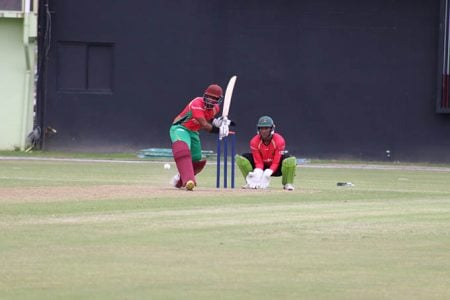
left=196, top=117, right=215, bottom=132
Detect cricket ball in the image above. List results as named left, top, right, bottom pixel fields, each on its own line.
left=164, top=163, right=171, bottom=170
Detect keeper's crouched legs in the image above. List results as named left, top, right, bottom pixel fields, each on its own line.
left=281, top=156, right=296, bottom=190
left=235, top=154, right=254, bottom=178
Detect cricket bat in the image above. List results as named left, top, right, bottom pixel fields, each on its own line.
left=222, top=75, right=237, bottom=121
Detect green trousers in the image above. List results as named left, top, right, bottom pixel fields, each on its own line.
left=169, top=124, right=202, bottom=161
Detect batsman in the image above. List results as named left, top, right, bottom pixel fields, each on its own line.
left=169, top=83, right=232, bottom=191
left=235, top=116, right=296, bottom=190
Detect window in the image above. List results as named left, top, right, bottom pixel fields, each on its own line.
left=57, top=41, right=114, bottom=93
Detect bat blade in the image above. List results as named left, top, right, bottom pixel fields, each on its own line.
left=222, top=75, right=237, bottom=119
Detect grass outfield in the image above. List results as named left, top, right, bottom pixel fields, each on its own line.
left=0, top=157, right=450, bottom=299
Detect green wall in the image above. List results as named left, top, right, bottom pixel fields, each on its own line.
left=0, top=16, right=36, bottom=150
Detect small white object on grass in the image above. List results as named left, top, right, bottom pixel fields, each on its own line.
left=164, top=163, right=171, bottom=170
left=337, top=182, right=354, bottom=187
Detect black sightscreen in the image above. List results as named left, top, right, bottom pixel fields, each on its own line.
left=38, top=0, right=450, bottom=162
left=437, top=0, right=450, bottom=113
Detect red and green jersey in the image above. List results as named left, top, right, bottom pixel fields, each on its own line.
left=249, top=133, right=286, bottom=172
left=172, top=97, right=220, bottom=131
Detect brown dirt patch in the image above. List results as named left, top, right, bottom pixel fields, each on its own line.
left=0, top=184, right=298, bottom=203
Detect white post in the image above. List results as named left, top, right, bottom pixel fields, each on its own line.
left=24, top=0, right=30, bottom=13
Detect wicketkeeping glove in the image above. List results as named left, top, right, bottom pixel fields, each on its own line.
left=246, top=168, right=264, bottom=188
left=259, top=169, right=273, bottom=189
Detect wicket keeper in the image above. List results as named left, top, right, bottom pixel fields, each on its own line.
left=236, top=116, right=296, bottom=190
left=169, top=83, right=231, bottom=191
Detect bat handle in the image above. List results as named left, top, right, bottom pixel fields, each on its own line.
left=219, top=116, right=230, bottom=140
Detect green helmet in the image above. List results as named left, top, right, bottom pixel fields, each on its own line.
left=257, top=116, right=274, bottom=128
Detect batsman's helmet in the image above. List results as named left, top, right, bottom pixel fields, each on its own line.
left=204, top=84, right=223, bottom=108
left=257, top=115, right=275, bottom=136
left=205, top=84, right=223, bottom=98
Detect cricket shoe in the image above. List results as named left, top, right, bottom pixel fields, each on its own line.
left=171, top=174, right=182, bottom=188
left=283, top=184, right=295, bottom=191
left=185, top=180, right=195, bottom=191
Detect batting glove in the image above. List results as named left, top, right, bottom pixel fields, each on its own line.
left=212, top=118, right=222, bottom=128
left=222, top=118, right=231, bottom=126
left=219, top=124, right=229, bottom=140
